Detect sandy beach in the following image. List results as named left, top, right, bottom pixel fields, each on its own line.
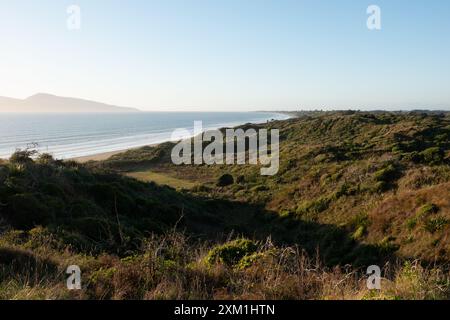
left=72, top=142, right=161, bottom=163
left=72, top=149, right=128, bottom=163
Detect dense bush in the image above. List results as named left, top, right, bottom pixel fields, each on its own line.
left=205, top=238, right=258, bottom=267
left=419, top=147, right=445, bottom=165
left=8, top=149, right=37, bottom=165
left=0, top=156, right=213, bottom=253
left=216, top=174, right=234, bottom=187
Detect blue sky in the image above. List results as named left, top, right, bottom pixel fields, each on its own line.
left=0, top=0, right=449, bottom=111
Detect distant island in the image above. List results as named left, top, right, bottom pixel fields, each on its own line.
left=0, top=93, right=140, bottom=113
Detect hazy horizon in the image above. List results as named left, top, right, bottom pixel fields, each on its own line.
left=1, top=0, right=450, bottom=111
left=1, top=92, right=449, bottom=113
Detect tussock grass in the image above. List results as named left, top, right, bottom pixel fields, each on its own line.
left=1, top=231, right=450, bottom=300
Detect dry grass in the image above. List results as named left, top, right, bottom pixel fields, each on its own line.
left=367, top=182, right=450, bottom=262
left=126, top=170, right=197, bottom=189
left=1, top=231, right=450, bottom=300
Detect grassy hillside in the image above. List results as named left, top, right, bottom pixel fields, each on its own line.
left=1, top=111, right=450, bottom=299
left=98, top=111, right=450, bottom=264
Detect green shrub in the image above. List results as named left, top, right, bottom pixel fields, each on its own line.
left=89, top=183, right=117, bottom=204
left=237, top=252, right=267, bottom=269
left=9, top=149, right=37, bottom=165
left=371, top=181, right=388, bottom=193
left=350, top=212, right=370, bottom=240
left=36, top=153, right=56, bottom=165
left=374, top=164, right=399, bottom=183
left=424, top=217, right=449, bottom=234
left=25, top=226, right=62, bottom=250
left=333, top=183, right=358, bottom=198
left=351, top=225, right=366, bottom=240
left=205, top=239, right=258, bottom=267
left=88, top=266, right=117, bottom=295
left=417, top=203, right=439, bottom=218
left=419, top=147, right=444, bottom=165
left=6, top=193, right=53, bottom=229
left=407, top=204, right=441, bottom=232
left=406, top=217, right=418, bottom=230
left=217, top=174, right=234, bottom=187
left=296, top=196, right=331, bottom=219
left=0, top=230, right=27, bottom=246
left=401, top=151, right=421, bottom=163
left=391, top=145, right=402, bottom=153
left=40, top=183, right=65, bottom=198
left=376, top=236, right=399, bottom=255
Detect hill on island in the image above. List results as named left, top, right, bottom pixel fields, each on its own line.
left=0, top=93, right=140, bottom=113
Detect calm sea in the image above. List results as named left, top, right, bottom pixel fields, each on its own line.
left=0, top=112, right=288, bottom=159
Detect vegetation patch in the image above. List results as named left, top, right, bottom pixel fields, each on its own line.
left=423, top=217, right=449, bottom=234
left=217, top=174, right=234, bottom=187
left=205, top=239, right=258, bottom=267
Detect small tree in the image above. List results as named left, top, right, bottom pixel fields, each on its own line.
left=36, top=153, right=55, bottom=165
left=9, top=148, right=37, bottom=165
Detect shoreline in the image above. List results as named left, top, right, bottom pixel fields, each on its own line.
left=71, top=149, right=130, bottom=162
left=71, top=141, right=162, bottom=163
left=72, top=114, right=292, bottom=163
left=0, top=112, right=291, bottom=162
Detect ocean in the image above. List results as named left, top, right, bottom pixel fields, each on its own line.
left=0, top=112, right=289, bottom=159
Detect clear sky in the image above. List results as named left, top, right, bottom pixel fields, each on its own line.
left=1, top=0, right=449, bottom=111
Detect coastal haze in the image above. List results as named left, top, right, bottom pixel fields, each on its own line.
left=0, top=93, right=139, bottom=113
